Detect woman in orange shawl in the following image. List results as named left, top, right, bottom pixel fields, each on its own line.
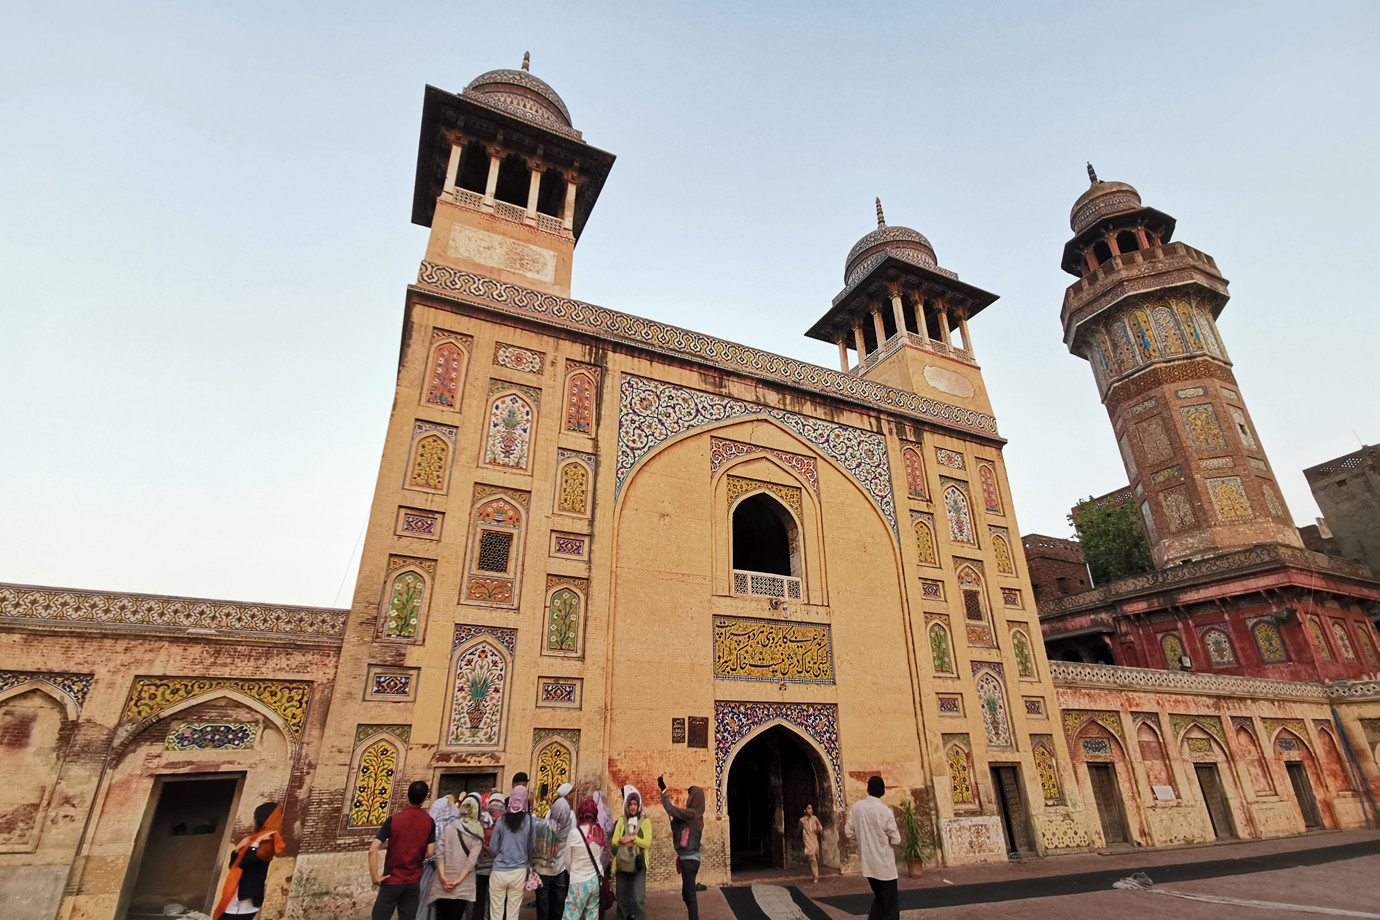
left=213, top=802, right=282, bottom=920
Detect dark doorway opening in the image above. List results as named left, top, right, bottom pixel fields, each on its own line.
left=1086, top=763, right=1130, bottom=845
left=732, top=493, right=796, bottom=577
left=123, top=774, right=240, bottom=918
left=1195, top=764, right=1237, bottom=839
left=1287, top=763, right=1324, bottom=829
left=726, top=726, right=832, bottom=874
left=990, top=766, right=1035, bottom=857
left=438, top=771, right=499, bottom=800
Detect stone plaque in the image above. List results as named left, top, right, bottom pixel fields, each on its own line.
left=687, top=717, right=709, bottom=749
left=671, top=718, right=686, bottom=744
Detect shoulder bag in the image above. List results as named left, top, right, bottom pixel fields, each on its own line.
left=578, top=824, right=616, bottom=912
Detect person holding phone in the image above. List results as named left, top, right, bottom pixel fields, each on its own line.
left=657, top=776, right=704, bottom=920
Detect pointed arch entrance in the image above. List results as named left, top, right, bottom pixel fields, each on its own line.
left=725, top=725, right=836, bottom=874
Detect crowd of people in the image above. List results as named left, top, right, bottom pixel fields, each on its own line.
left=215, top=772, right=902, bottom=920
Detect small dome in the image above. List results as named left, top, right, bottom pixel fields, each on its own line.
left=1070, top=164, right=1142, bottom=233
left=844, top=199, right=937, bottom=284
left=464, top=54, right=573, bottom=132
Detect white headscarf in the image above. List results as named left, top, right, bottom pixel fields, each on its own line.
left=430, top=795, right=460, bottom=838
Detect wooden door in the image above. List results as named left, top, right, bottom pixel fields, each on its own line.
left=990, top=766, right=1035, bottom=855
left=1086, top=763, right=1129, bottom=845
left=1287, top=762, right=1324, bottom=828
left=1194, top=764, right=1237, bottom=839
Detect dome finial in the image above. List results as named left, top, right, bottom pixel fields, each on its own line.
left=875, top=197, right=886, bottom=228
left=522, top=51, right=530, bottom=72
left=1087, top=162, right=1099, bottom=185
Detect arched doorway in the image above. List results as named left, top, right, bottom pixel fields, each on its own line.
left=726, top=725, right=834, bottom=874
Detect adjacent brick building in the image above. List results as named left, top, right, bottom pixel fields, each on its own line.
left=1305, top=445, right=1380, bottom=578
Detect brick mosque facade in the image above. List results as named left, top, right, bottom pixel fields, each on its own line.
left=3, top=63, right=1380, bottom=920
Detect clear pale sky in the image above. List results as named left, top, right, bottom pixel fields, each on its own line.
left=3, top=2, right=1377, bottom=608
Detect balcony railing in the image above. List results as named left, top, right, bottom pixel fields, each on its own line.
left=732, top=569, right=802, bottom=600
left=853, top=331, right=975, bottom=373
left=441, top=187, right=574, bottom=239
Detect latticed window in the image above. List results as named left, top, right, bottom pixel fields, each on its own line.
left=963, top=589, right=984, bottom=622
left=476, top=531, right=513, bottom=573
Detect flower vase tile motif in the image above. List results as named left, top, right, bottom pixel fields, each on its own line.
left=554, top=449, right=595, bottom=516
left=972, top=664, right=1014, bottom=749
left=1198, top=626, right=1237, bottom=667
left=493, top=342, right=545, bottom=376
left=977, top=463, right=1002, bottom=514
left=544, top=575, right=587, bottom=656
left=447, top=625, right=517, bottom=748
left=1206, top=476, right=1252, bottom=521
left=943, top=481, right=976, bottom=546
left=901, top=446, right=927, bottom=499
left=381, top=556, right=435, bottom=640
left=563, top=362, right=601, bottom=435
left=407, top=422, right=458, bottom=493
left=423, top=331, right=472, bottom=409
left=483, top=381, right=541, bottom=471
left=1180, top=405, right=1229, bottom=452
left=911, top=512, right=939, bottom=567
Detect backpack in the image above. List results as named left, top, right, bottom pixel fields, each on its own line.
left=615, top=818, right=645, bottom=873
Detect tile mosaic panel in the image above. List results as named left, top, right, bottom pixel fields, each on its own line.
left=165, top=721, right=258, bottom=751
left=1186, top=737, right=1213, bottom=754
left=1135, top=417, right=1174, bottom=464
left=945, top=738, right=975, bottom=805
left=1081, top=737, right=1111, bottom=755
left=618, top=374, right=897, bottom=538
left=0, top=588, right=345, bottom=641
left=348, top=736, right=398, bottom=828
left=418, top=263, right=1000, bottom=436
left=712, top=616, right=833, bottom=683
left=1175, top=303, right=1205, bottom=352
left=1201, top=457, right=1234, bottom=469
left=1110, top=322, right=1139, bottom=373
left=0, top=670, right=92, bottom=711
left=1250, top=619, right=1288, bottom=663
left=1206, top=476, right=1252, bottom=520
left=549, top=531, right=588, bottom=560
left=1062, top=710, right=1125, bottom=744
left=493, top=342, right=545, bottom=375
left=936, top=448, right=965, bottom=470
left=1162, top=488, right=1197, bottom=532
left=912, top=512, right=938, bottom=566
left=452, top=624, right=518, bottom=657
left=919, top=579, right=945, bottom=600
left=727, top=476, right=803, bottom=518
left=978, top=463, right=1002, bottom=514
left=396, top=508, right=442, bottom=540
left=407, top=422, right=458, bottom=492
left=1001, top=588, right=1021, bottom=608
left=1118, top=433, right=1138, bottom=479
left=1129, top=310, right=1160, bottom=360
left=124, top=677, right=312, bottom=739
left=973, top=666, right=1013, bottom=748
left=943, top=481, right=975, bottom=545
left=465, top=576, right=514, bottom=604
left=1160, top=631, right=1186, bottom=669
left=966, top=623, right=995, bottom=645
left=1176, top=386, right=1207, bottom=399
left=1181, top=405, right=1228, bottom=451
left=537, top=678, right=582, bottom=709
left=937, top=694, right=963, bottom=715
left=710, top=437, right=819, bottom=494
left=1262, top=485, right=1285, bottom=518
left=1198, top=626, right=1237, bottom=666
left=424, top=331, right=472, bottom=409
left=555, top=449, right=595, bottom=516
left=564, top=365, right=599, bottom=434
left=1140, top=500, right=1159, bottom=543
left=1331, top=621, right=1357, bottom=662
left=1011, top=628, right=1035, bottom=676
left=484, top=391, right=536, bottom=470
left=713, top=701, right=842, bottom=811
left=902, top=446, right=927, bottom=499
left=447, top=633, right=509, bottom=747
left=1170, top=714, right=1226, bottom=746
left=1151, top=465, right=1182, bottom=484
left=1230, top=407, right=1256, bottom=449
left=1129, top=396, right=1159, bottom=417
left=1024, top=697, right=1045, bottom=717
left=355, top=724, right=411, bottom=746
left=1033, top=739, right=1061, bottom=802
left=365, top=666, right=418, bottom=702
left=990, top=528, right=1015, bottom=575
left=1222, top=388, right=1239, bottom=401
left=1151, top=305, right=1186, bottom=355
left=545, top=575, right=588, bottom=655
left=928, top=616, right=953, bottom=673
left=1248, top=457, right=1269, bottom=472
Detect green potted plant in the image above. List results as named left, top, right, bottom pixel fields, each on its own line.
left=897, top=798, right=924, bottom=878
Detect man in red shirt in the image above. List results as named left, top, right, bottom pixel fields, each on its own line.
left=369, top=780, right=436, bottom=920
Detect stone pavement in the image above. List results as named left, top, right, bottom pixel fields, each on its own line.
left=640, top=829, right=1380, bottom=920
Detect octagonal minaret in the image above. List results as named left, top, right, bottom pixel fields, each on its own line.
left=1059, top=165, right=1301, bottom=567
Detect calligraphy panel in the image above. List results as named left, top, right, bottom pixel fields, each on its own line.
left=712, top=616, right=834, bottom=684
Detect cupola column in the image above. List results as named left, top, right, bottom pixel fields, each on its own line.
left=1084, top=250, right=1099, bottom=274
left=1135, top=226, right=1150, bottom=249
left=871, top=308, right=887, bottom=346
left=853, top=325, right=867, bottom=361
left=910, top=295, right=930, bottom=341
left=957, top=308, right=973, bottom=353
left=443, top=137, right=465, bottom=194
left=837, top=338, right=850, bottom=373
left=562, top=169, right=580, bottom=231
left=483, top=147, right=505, bottom=208
left=525, top=158, right=543, bottom=225
left=888, top=287, right=907, bottom=339
left=937, top=301, right=952, bottom=347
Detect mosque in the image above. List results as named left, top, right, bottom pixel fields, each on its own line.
left=1, top=57, right=1377, bottom=920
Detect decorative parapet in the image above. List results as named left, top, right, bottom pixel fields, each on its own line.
left=1050, top=660, right=1330, bottom=702
left=1037, top=544, right=1379, bottom=618
left=414, top=262, right=1002, bottom=440
left=1061, top=242, right=1227, bottom=337
left=0, top=583, right=346, bottom=645
left=1327, top=680, right=1380, bottom=702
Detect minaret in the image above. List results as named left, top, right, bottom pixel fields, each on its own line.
left=410, top=53, right=615, bottom=297
left=806, top=200, right=999, bottom=415
left=1059, top=166, right=1301, bottom=567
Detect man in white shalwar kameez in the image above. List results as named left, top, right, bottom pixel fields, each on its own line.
left=844, top=776, right=901, bottom=920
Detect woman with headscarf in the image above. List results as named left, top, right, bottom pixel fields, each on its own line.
left=214, top=802, right=282, bottom=920
left=423, top=794, right=483, bottom=920
left=488, top=786, right=536, bottom=920
left=799, top=804, right=824, bottom=884
left=534, top=784, right=575, bottom=920
left=658, top=776, right=705, bottom=920
left=610, top=786, right=651, bottom=920
left=561, top=797, right=607, bottom=920
left=473, top=793, right=506, bottom=920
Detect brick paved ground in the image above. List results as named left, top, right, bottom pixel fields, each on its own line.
left=642, top=829, right=1380, bottom=920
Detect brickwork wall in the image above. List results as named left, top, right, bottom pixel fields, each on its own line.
left=1021, top=534, right=1090, bottom=603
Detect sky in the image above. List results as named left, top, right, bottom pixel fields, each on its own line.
left=2, top=2, right=1378, bottom=608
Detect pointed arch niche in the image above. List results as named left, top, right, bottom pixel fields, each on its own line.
left=421, top=330, right=473, bottom=410
left=346, top=726, right=410, bottom=830
left=444, top=626, right=516, bottom=750
left=377, top=556, right=436, bottom=641
left=482, top=380, right=541, bottom=472
left=562, top=361, right=601, bottom=435
left=0, top=679, right=83, bottom=852
left=463, top=485, right=530, bottom=608
left=713, top=450, right=824, bottom=605
left=531, top=729, right=579, bottom=817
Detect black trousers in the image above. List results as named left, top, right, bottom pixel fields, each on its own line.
left=373, top=882, right=421, bottom=920
left=472, top=874, right=491, bottom=920
left=680, top=858, right=700, bottom=920
left=536, top=871, right=570, bottom=920
left=866, top=877, right=899, bottom=920
left=435, top=900, right=471, bottom=920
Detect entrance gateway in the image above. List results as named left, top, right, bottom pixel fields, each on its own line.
left=725, top=725, right=835, bottom=875
left=1194, top=764, right=1237, bottom=839
left=121, top=774, right=241, bottom=919
left=1086, top=762, right=1130, bottom=845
